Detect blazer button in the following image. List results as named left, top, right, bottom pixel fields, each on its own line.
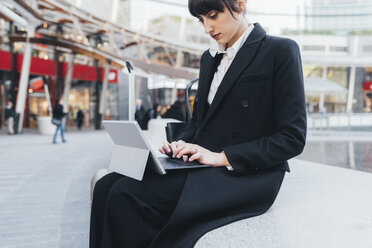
left=232, top=131, right=239, bottom=138
left=241, top=100, right=249, bottom=108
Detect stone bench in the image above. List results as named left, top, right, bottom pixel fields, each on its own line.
left=195, top=159, right=372, bottom=248
left=92, top=119, right=372, bottom=247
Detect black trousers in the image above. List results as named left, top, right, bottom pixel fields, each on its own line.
left=90, top=170, right=187, bottom=248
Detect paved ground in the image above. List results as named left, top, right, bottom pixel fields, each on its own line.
left=0, top=128, right=371, bottom=247
left=0, top=129, right=113, bottom=248
left=299, top=130, right=372, bottom=173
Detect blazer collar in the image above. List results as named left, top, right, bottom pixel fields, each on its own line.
left=198, top=23, right=266, bottom=132
left=197, top=52, right=222, bottom=122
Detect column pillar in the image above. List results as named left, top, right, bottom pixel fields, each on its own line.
left=346, top=36, right=359, bottom=113
left=62, top=54, right=75, bottom=112
left=15, top=27, right=34, bottom=133
left=346, top=66, right=356, bottom=113
left=99, top=62, right=110, bottom=117
left=126, top=61, right=135, bottom=121
left=319, top=65, right=327, bottom=112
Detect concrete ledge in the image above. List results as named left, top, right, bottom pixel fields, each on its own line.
left=94, top=121, right=372, bottom=247
left=195, top=159, right=372, bottom=248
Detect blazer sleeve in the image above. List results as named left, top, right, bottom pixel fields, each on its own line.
left=223, top=39, right=307, bottom=173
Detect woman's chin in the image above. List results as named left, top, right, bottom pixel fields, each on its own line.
left=216, top=40, right=226, bottom=47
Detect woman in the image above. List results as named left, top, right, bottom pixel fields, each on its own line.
left=90, top=0, right=306, bottom=247
left=5, top=100, right=15, bottom=135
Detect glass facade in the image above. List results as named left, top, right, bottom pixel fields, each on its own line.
left=306, top=0, right=372, bottom=35
left=303, top=65, right=349, bottom=113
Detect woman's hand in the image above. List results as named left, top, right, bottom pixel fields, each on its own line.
left=159, top=140, right=186, bottom=157
left=160, top=140, right=230, bottom=167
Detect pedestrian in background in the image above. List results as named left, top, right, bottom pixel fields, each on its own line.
left=76, top=108, right=85, bottom=130
left=147, top=102, right=161, bottom=120
left=52, top=99, right=66, bottom=144
left=162, top=100, right=184, bottom=121
left=66, top=106, right=75, bottom=130
left=142, top=103, right=161, bottom=130
left=5, top=100, right=15, bottom=135
left=135, top=98, right=147, bottom=129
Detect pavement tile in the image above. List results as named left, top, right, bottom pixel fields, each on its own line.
left=0, top=130, right=112, bottom=247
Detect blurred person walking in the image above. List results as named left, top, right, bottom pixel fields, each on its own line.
left=66, top=106, right=75, bottom=130
left=52, top=99, right=66, bottom=144
left=162, top=100, right=184, bottom=121
left=76, top=108, right=85, bottom=130
left=142, top=103, right=162, bottom=130
left=147, top=103, right=161, bottom=120
left=135, top=98, right=147, bottom=129
left=5, top=101, right=15, bottom=135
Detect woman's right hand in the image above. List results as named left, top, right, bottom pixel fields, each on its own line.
left=159, top=140, right=186, bottom=157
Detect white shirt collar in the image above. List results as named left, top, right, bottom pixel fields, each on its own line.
left=209, top=23, right=255, bottom=58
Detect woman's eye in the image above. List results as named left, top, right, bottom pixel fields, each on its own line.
left=209, top=12, right=218, bottom=19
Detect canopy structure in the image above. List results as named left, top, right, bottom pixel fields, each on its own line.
left=304, top=77, right=348, bottom=95
left=0, top=0, right=201, bottom=79
left=0, top=0, right=203, bottom=131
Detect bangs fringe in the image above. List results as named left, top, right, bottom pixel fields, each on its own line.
left=188, top=0, right=235, bottom=17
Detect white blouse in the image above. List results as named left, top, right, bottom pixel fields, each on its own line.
left=208, top=23, right=255, bottom=105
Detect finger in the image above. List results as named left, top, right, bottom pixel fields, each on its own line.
left=188, top=153, right=201, bottom=162
left=159, top=146, right=165, bottom=154
left=170, top=142, right=180, bottom=157
left=174, top=143, right=188, bottom=154
left=178, top=146, right=197, bottom=158
left=183, top=155, right=188, bottom=162
left=163, top=141, right=171, bottom=153
left=176, top=147, right=194, bottom=158
left=193, top=147, right=198, bottom=154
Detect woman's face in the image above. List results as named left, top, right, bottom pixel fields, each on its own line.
left=198, top=3, right=246, bottom=48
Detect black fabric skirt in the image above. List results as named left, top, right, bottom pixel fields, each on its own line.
left=90, top=167, right=285, bottom=248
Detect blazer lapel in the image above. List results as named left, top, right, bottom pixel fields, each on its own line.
left=197, top=53, right=223, bottom=123
left=198, top=23, right=266, bottom=132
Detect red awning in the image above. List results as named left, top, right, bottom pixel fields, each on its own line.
left=0, top=50, right=118, bottom=83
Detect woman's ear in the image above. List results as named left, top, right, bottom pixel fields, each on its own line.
left=236, top=0, right=247, bottom=14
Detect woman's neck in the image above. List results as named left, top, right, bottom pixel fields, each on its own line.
left=226, top=21, right=249, bottom=49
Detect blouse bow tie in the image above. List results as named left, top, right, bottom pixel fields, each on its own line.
left=209, top=47, right=236, bottom=60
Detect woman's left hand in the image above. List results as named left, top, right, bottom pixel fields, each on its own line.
left=172, top=142, right=229, bottom=167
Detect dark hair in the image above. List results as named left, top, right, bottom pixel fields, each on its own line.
left=188, top=0, right=241, bottom=18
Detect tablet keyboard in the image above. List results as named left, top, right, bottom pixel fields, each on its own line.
left=167, top=157, right=203, bottom=166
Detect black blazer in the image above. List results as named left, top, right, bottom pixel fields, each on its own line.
left=150, top=23, right=306, bottom=247
left=178, top=23, right=306, bottom=174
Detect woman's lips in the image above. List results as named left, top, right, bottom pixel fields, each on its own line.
left=212, top=33, right=220, bottom=40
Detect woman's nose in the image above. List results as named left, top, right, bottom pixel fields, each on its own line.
left=203, top=21, right=213, bottom=34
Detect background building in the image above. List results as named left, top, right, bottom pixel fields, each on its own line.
left=306, top=0, right=372, bottom=35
